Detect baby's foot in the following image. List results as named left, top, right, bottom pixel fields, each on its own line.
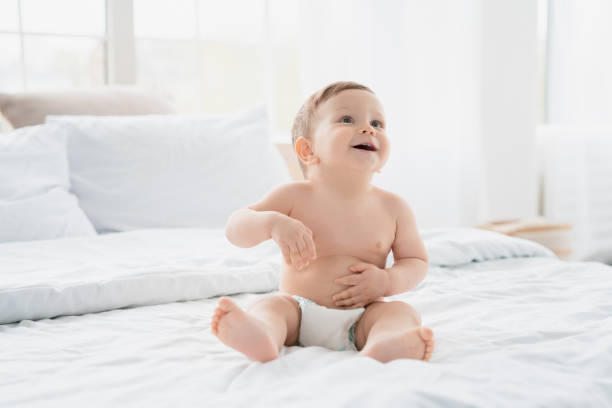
left=210, top=297, right=279, bottom=363
left=359, top=327, right=435, bottom=363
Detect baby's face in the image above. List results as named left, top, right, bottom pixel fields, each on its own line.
left=310, top=89, right=389, bottom=175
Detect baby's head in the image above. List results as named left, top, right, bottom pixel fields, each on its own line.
left=291, top=81, right=389, bottom=179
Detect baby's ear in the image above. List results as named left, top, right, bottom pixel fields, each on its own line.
left=295, top=137, right=319, bottom=165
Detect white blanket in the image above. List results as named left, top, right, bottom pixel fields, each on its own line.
left=0, top=229, right=280, bottom=324
left=0, top=227, right=553, bottom=324
left=1, top=228, right=611, bottom=407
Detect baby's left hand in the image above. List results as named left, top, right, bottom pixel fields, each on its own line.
left=332, top=262, right=389, bottom=308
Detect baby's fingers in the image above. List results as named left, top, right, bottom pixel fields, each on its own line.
left=290, top=243, right=309, bottom=270
left=289, top=246, right=301, bottom=269
left=302, top=235, right=315, bottom=260
left=280, top=245, right=292, bottom=266
left=296, top=238, right=310, bottom=264
left=303, top=234, right=317, bottom=259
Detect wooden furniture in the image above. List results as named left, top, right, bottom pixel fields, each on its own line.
left=478, top=217, right=574, bottom=260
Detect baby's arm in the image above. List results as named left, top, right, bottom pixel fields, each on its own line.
left=225, top=183, right=316, bottom=268
left=384, top=195, right=429, bottom=296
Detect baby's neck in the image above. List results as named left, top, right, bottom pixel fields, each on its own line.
left=308, top=168, right=374, bottom=198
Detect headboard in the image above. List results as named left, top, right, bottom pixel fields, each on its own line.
left=274, top=142, right=304, bottom=181
left=0, top=87, right=176, bottom=129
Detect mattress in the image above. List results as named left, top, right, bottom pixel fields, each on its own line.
left=1, top=228, right=611, bottom=407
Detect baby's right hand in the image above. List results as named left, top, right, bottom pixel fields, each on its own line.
left=270, top=214, right=317, bottom=270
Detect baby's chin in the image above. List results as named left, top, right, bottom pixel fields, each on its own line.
left=347, top=163, right=381, bottom=174
left=310, top=161, right=381, bottom=177
left=346, top=166, right=379, bottom=176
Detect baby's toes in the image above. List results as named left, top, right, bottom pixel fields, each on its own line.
left=211, top=312, right=221, bottom=323
left=210, top=317, right=219, bottom=333
left=211, top=298, right=241, bottom=335
left=419, top=327, right=434, bottom=341
left=419, top=327, right=435, bottom=361
left=212, top=306, right=227, bottom=320
left=210, top=310, right=226, bottom=333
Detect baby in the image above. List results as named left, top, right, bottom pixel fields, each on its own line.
left=211, top=81, right=434, bottom=363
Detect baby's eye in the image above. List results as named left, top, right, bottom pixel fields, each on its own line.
left=340, top=116, right=353, bottom=124
left=371, top=120, right=384, bottom=128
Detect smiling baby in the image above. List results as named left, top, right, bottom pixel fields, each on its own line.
left=211, top=81, right=434, bottom=363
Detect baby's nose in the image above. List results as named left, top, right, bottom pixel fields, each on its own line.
left=361, top=127, right=374, bottom=135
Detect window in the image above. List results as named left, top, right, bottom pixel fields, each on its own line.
left=0, top=0, right=300, bottom=137
left=0, top=0, right=106, bottom=92
left=133, top=0, right=301, bottom=136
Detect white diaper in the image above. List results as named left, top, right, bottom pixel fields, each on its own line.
left=291, top=295, right=365, bottom=351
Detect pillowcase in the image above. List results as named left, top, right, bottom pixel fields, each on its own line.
left=421, top=228, right=555, bottom=267
left=47, top=105, right=291, bottom=232
left=0, top=125, right=96, bottom=243
left=0, top=87, right=176, bottom=129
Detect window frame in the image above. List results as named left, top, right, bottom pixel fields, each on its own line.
left=0, top=0, right=109, bottom=91
left=106, top=0, right=135, bottom=84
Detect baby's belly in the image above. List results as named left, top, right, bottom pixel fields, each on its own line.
left=279, top=254, right=385, bottom=309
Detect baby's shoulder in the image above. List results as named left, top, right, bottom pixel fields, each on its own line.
left=282, top=180, right=312, bottom=196
left=247, top=181, right=311, bottom=214
left=371, top=187, right=411, bottom=214
left=270, top=180, right=312, bottom=202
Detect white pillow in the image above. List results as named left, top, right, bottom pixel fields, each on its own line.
left=0, top=125, right=96, bottom=242
left=47, top=105, right=291, bottom=232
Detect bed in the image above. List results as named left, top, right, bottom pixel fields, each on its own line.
left=1, top=94, right=611, bottom=407
left=1, top=228, right=611, bottom=407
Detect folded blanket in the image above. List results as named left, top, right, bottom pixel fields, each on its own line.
left=0, top=228, right=554, bottom=324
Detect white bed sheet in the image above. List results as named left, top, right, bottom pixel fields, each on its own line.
left=1, top=229, right=611, bottom=407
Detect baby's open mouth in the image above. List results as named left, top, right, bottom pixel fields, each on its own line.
left=352, top=144, right=377, bottom=152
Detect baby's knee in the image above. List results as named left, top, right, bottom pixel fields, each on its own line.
left=248, top=293, right=298, bottom=315
left=248, top=293, right=301, bottom=346
left=388, top=301, right=422, bottom=325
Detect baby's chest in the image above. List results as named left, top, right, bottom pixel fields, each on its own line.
left=293, top=204, right=396, bottom=258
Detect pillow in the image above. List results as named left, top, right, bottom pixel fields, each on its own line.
left=0, top=112, right=12, bottom=132
left=0, top=87, right=175, bottom=129
left=47, top=105, right=291, bottom=232
left=421, top=228, right=555, bottom=267
left=0, top=125, right=96, bottom=243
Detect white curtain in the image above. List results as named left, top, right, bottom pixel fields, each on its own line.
left=548, top=0, right=612, bottom=124
left=297, top=0, right=487, bottom=228
left=542, top=0, right=612, bottom=260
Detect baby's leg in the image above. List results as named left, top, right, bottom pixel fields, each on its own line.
left=357, top=301, right=435, bottom=363
left=210, top=293, right=300, bottom=363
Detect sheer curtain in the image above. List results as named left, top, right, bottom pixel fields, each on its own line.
left=541, top=0, right=612, bottom=260
left=547, top=0, right=612, bottom=124
left=297, top=0, right=486, bottom=228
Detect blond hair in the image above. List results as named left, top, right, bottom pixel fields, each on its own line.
left=291, top=81, right=374, bottom=178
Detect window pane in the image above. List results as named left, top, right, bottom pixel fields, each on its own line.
left=198, top=43, right=265, bottom=112
left=0, top=0, right=19, bottom=31
left=21, top=0, right=105, bottom=36
left=0, top=34, right=22, bottom=92
left=134, top=0, right=196, bottom=39
left=136, top=39, right=199, bottom=111
left=24, top=36, right=105, bottom=90
left=136, top=39, right=265, bottom=113
left=198, top=0, right=264, bottom=44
